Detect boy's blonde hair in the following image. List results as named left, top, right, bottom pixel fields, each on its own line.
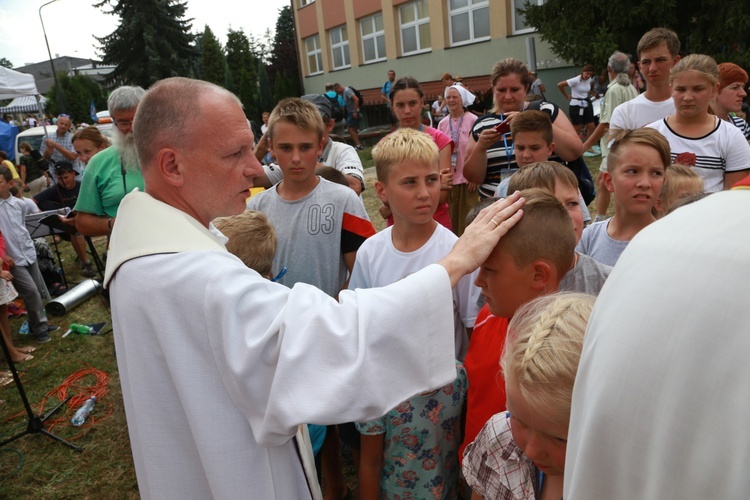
left=669, top=54, right=718, bottom=87
left=659, top=164, right=704, bottom=214
left=502, top=188, right=575, bottom=277
left=608, top=128, right=671, bottom=172
left=510, top=110, right=553, bottom=145
left=213, top=210, right=277, bottom=278
left=508, top=161, right=578, bottom=194
left=268, top=98, right=325, bottom=142
left=501, top=292, right=595, bottom=426
left=372, top=128, right=438, bottom=183
left=637, top=27, right=680, bottom=58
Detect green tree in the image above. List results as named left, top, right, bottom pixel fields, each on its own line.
left=0, top=58, right=12, bottom=69
left=226, top=28, right=258, bottom=117
left=46, top=74, right=106, bottom=123
left=521, top=0, right=750, bottom=67
left=269, top=5, right=301, bottom=98
left=257, top=59, right=275, bottom=113
left=94, top=0, right=195, bottom=88
left=200, top=25, right=226, bottom=86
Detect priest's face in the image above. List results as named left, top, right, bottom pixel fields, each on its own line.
left=181, top=92, right=262, bottom=226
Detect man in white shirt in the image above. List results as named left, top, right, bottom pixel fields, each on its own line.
left=104, top=77, right=525, bottom=499
left=599, top=28, right=681, bottom=220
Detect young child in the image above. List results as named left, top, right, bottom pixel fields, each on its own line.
left=576, top=129, right=669, bottom=266
left=0, top=230, right=31, bottom=362
left=247, top=97, right=375, bottom=500
left=246, top=97, right=375, bottom=298
left=213, top=210, right=324, bottom=498
left=213, top=210, right=277, bottom=280
left=656, top=164, right=704, bottom=217
left=460, top=189, right=576, bottom=465
left=0, top=166, right=57, bottom=343
left=353, top=128, right=479, bottom=499
left=508, top=161, right=612, bottom=295
left=495, top=111, right=591, bottom=223
left=646, top=54, right=750, bottom=192
left=462, top=292, right=595, bottom=499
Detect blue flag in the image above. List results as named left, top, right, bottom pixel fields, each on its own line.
left=90, top=100, right=97, bottom=123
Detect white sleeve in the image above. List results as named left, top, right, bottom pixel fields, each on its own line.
left=331, top=145, right=364, bottom=183
left=722, top=124, right=750, bottom=173
left=263, top=163, right=284, bottom=185
left=609, top=104, right=627, bottom=130
left=455, top=269, right=481, bottom=328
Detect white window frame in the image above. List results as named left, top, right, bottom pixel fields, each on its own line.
left=305, top=35, right=323, bottom=76
left=448, top=0, right=490, bottom=47
left=329, top=26, right=351, bottom=70
left=360, top=13, right=386, bottom=64
left=399, top=0, right=431, bottom=56
left=299, top=0, right=314, bottom=7
left=512, top=0, right=544, bottom=34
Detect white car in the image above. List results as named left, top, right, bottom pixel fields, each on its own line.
left=15, top=122, right=113, bottom=160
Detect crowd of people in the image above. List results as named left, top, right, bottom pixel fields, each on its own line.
left=1, top=23, right=749, bottom=500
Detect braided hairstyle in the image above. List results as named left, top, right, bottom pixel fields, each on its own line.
left=501, top=292, right=595, bottom=426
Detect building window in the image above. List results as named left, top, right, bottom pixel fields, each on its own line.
left=360, top=13, right=386, bottom=64
left=448, top=0, right=489, bottom=47
left=399, top=0, right=431, bottom=56
left=512, top=0, right=544, bottom=34
left=299, top=0, right=314, bottom=7
left=305, top=35, right=323, bottom=75
left=330, top=26, right=351, bottom=70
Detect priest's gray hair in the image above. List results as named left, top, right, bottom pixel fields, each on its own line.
left=107, top=85, right=146, bottom=114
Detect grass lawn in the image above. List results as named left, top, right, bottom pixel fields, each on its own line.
left=0, top=149, right=603, bottom=496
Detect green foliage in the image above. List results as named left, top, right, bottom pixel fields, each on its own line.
left=521, top=0, right=750, bottom=67
left=257, top=60, right=275, bottom=113
left=200, top=25, right=226, bottom=86
left=226, top=28, right=259, bottom=119
left=269, top=5, right=301, bottom=99
left=0, top=57, right=13, bottom=69
left=94, top=0, right=195, bottom=88
left=46, top=74, right=106, bottom=123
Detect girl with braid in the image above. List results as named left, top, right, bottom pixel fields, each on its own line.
left=462, top=292, right=595, bottom=499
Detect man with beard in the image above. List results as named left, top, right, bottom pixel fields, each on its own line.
left=40, top=113, right=78, bottom=178
left=74, top=86, right=145, bottom=236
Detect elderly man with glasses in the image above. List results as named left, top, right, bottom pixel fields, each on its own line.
left=74, top=86, right=146, bottom=237
left=40, top=113, right=78, bottom=178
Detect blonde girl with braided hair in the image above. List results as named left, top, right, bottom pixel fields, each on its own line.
left=463, top=292, right=595, bottom=500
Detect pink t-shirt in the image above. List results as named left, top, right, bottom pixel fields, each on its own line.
left=438, top=112, right=478, bottom=186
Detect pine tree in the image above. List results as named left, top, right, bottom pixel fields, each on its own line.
left=226, top=28, right=258, bottom=117
left=46, top=74, right=105, bottom=123
left=200, top=26, right=226, bottom=86
left=94, top=0, right=195, bottom=88
left=257, top=59, right=275, bottom=113
left=269, top=5, right=301, bottom=99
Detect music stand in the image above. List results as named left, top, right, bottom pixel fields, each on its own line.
left=0, top=333, right=81, bottom=451
left=26, top=209, right=71, bottom=289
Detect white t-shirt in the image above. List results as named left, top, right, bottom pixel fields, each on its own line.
left=647, top=117, right=750, bottom=192
left=348, top=224, right=480, bottom=360
left=609, top=93, right=675, bottom=130
left=566, top=75, right=593, bottom=101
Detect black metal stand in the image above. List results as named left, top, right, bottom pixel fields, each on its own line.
left=0, top=335, right=81, bottom=451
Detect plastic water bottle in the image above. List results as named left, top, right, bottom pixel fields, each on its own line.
left=71, top=396, right=96, bottom=426
left=69, top=323, right=94, bottom=335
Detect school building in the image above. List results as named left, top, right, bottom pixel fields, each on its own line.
left=291, top=0, right=578, bottom=125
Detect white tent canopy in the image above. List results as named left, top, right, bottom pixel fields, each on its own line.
left=0, top=67, right=40, bottom=100
left=0, top=95, right=47, bottom=114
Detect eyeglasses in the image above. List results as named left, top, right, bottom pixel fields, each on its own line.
left=115, top=120, right=132, bottom=131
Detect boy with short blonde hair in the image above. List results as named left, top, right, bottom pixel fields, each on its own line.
left=353, top=127, right=478, bottom=499
left=461, top=188, right=576, bottom=465
left=247, top=97, right=374, bottom=298
left=577, top=128, right=669, bottom=266
left=213, top=210, right=277, bottom=279
left=509, top=161, right=612, bottom=294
